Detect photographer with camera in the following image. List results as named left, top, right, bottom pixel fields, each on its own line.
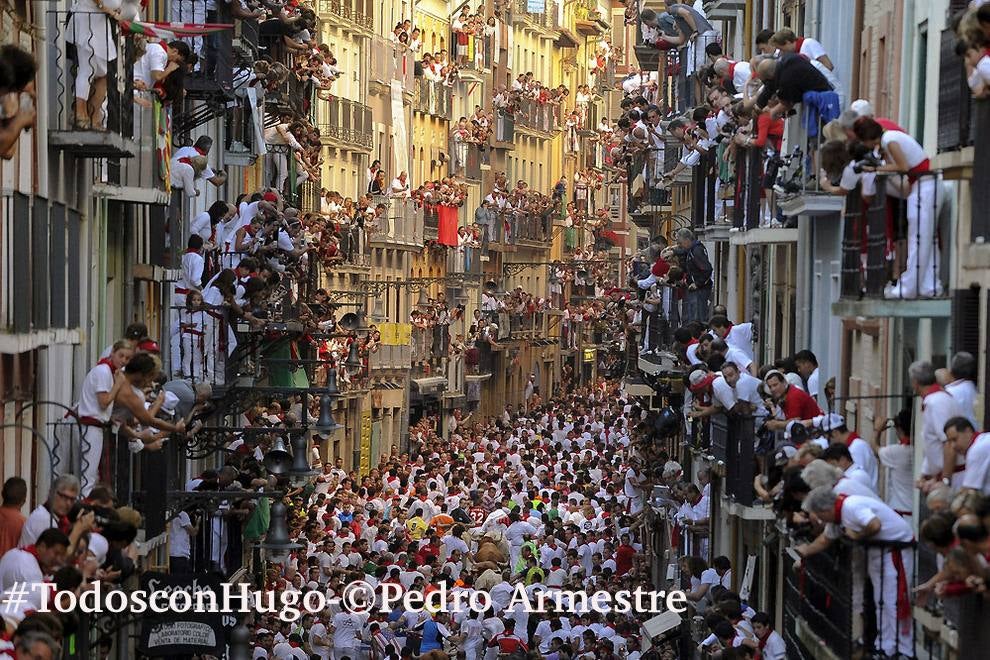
left=672, top=228, right=713, bottom=323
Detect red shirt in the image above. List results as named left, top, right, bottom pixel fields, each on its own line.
left=615, top=544, right=635, bottom=575
left=780, top=386, right=822, bottom=421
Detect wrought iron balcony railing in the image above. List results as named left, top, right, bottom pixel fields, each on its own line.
left=319, top=97, right=373, bottom=150
left=839, top=171, right=949, bottom=301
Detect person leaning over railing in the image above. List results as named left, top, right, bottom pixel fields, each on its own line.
left=0, top=46, right=36, bottom=160
left=852, top=117, right=942, bottom=299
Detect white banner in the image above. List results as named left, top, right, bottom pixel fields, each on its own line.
left=390, top=81, right=409, bottom=183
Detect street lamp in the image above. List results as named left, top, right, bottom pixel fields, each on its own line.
left=370, top=297, right=385, bottom=323
left=260, top=499, right=301, bottom=561
left=315, top=394, right=342, bottom=435
left=288, top=431, right=318, bottom=481
left=262, top=437, right=292, bottom=475
left=345, top=339, right=362, bottom=372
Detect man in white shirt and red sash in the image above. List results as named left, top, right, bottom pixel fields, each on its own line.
left=74, top=341, right=132, bottom=495
left=911, top=360, right=965, bottom=492
left=802, top=486, right=914, bottom=658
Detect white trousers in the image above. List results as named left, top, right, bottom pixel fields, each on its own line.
left=891, top=177, right=941, bottom=298
left=171, top=0, right=206, bottom=61
left=80, top=424, right=104, bottom=496
left=171, top=162, right=198, bottom=197
left=867, top=546, right=914, bottom=657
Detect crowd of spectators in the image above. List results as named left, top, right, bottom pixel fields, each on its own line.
left=624, top=218, right=986, bottom=657
left=226, top=383, right=698, bottom=659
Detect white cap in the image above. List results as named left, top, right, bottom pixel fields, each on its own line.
left=813, top=413, right=846, bottom=433
left=161, top=391, right=181, bottom=417
left=850, top=99, right=874, bottom=118
left=88, top=533, right=109, bottom=565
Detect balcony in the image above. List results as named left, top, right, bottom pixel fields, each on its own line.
left=776, top=106, right=846, bottom=218
left=512, top=0, right=559, bottom=32
left=455, top=31, right=494, bottom=75
left=633, top=20, right=660, bottom=72
left=707, top=413, right=762, bottom=509
left=45, top=11, right=137, bottom=157
left=783, top=542, right=856, bottom=659
left=513, top=98, right=561, bottom=136
left=414, top=77, right=453, bottom=118
left=508, top=311, right=546, bottom=338
left=447, top=245, right=483, bottom=278
left=573, top=0, right=609, bottom=35
left=94, top=101, right=170, bottom=204
left=494, top=112, right=515, bottom=146
left=369, top=198, right=424, bottom=249
left=626, top=150, right=672, bottom=228
left=369, top=37, right=415, bottom=91
left=368, top=344, right=412, bottom=370
left=834, top=171, right=951, bottom=318
left=319, top=97, right=373, bottom=152
left=423, top=206, right=439, bottom=241
left=972, top=100, right=990, bottom=243
left=0, top=193, right=82, bottom=344
left=450, top=143, right=485, bottom=181
left=513, top=213, right=551, bottom=247
left=315, top=0, right=374, bottom=32
left=937, top=25, right=977, bottom=153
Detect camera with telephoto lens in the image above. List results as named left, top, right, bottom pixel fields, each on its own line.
left=850, top=143, right=883, bottom=173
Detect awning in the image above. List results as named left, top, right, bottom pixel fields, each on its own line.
left=411, top=376, right=447, bottom=398
left=442, top=392, right=467, bottom=409
left=556, top=28, right=579, bottom=48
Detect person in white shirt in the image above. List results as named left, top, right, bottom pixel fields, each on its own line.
left=793, top=349, right=821, bottom=404
left=942, top=351, right=979, bottom=428
left=751, top=612, right=786, bottom=660
left=0, top=528, right=69, bottom=592
left=174, top=234, right=205, bottom=311
left=389, top=171, right=411, bottom=197
left=168, top=509, right=197, bottom=573
left=770, top=28, right=833, bottom=70
left=822, top=443, right=876, bottom=492
left=75, top=342, right=131, bottom=495
left=813, top=413, right=879, bottom=490
left=308, top=612, right=332, bottom=660
left=911, top=360, right=965, bottom=490
left=330, top=609, right=366, bottom=660
left=802, top=488, right=914, bottom=658
left=946, top=416, right=990, bottom=496
left=711, top=316, right=756, bottom=369
left=877, top=410, right=914, bottom=518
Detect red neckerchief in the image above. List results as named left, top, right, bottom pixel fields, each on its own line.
left=795, top=37, right=805, bottom=53
left=686, top=338, right=699, bottom=347
left=726, top=61, right=737, bottom=83
left=844, top=432, right=861, bottom=448
left=833, top=493, right=848, bottom=522
left=898, top=433, right=911, bottom=446
left=96, top=357, right=118, bottom=375
left=921, top=384, right=943, bottom=411
left=757, top=628, right=770, bottom=653
left=185, top=248, right=199, bottom=254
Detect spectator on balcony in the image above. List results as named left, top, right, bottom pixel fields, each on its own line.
left=853, top=117, right=942, bottom=298
left=390, top=171, right=411, bottom=197
left=709, top=316, right=755, bottom=368
left=170, top=136, right=227, bottom=193
left=712, top=57, right=752, bottom=96
left=368, top=170, right=387, bottom=196
left=671, top=228, right=712, bottom=323
left=763, top=370, right=822, bottom=434
left=0, top=45, right=36, bottom=159
left=170, top=288, right=210, bottom=382
left=752, top=54, right=834, bottom=119
left=911, top=359, right=966, bottom=493
left=73, top=341, right=132, bottom=496
left=801, top=486, right=914, bottom=658
left=940, top=351, right=979, bottom=428
left=959, top=38, right=990, bottom=97
left=663, top=1, right=718, bottom=73
left=770, top=28, right=834, bottom=70
left=945, top=417, right=990, bottom=496
left=67, top=0, right=125, bottom=129
left=264, top=112, right=304, bottom=192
